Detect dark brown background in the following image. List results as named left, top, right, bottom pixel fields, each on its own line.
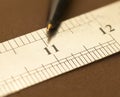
left=0, top=0, right=119, bottom=97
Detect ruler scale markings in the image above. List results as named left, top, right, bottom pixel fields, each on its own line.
left=83, top=46, right=96, bottom=61
left=79, top=52, right=89, bottom=64
left=35, top=67, right=45, bottom=81
left=31, top=32, right=40, bottom=41
left=12, top=77, right=24, bottom=89
left=91, top=50, right=99, bottom=60
left=64, top=60, right=73, bottom=70
left=94, top=47, right=103, bottom=58
left=61, top=22, right=69, bottom=31
left=20, top=36, right=30, bottom=45
left=10, top=76, right=20, bottom=90
left=1, top=1, right=120, bottom=97
left=19, top=74, right=30, bottom=87
left=0, top=44, right=5, bottom=53
left=65, top=58, right=74, bottom=69
left=37, top=31, right=48, bottom=47
left=71, top=53, right=81, bottom=67
left=56, top=62, right=65, bottom=73
left=24, top=35, right=31, bottom=43
left=6, top=80, right=16, bottom=92
left=30, top=71, right=42, bottom=82
left=2, top=42, right=8, bottom=51
left=109, top=34, right=120, bottom=47
left=0, top=84, right=7, bottom=95
left=21, top=75, right=32, bottom=86
left=50, top=63, right=59, bottom=75
left=98, top=47, right=106, bottom=57
left=0, top=40, right=117, bottom=96
left=46, top=66, right=55, bottom=77
left=49, top=66, right=57, bottom=76
left=24, top=67, right=37, bottom=83
left=69, top=59, right=78, bottom=69
left=19, top=36, right=26, bottom=45
left=7, top=41, right=16, bottom=54
left=96, top=45, right=106, bottom=57
left=26, top=33, right=36, bottom=42
left=53, top=55, right=66, bottom=72
left=62, top=62, right=70, bottom=71
left=88, top=49, right=97, bottom=60
left=41, top=64, right=52, bottom=78
left=106, top=44, right=115, bottom=54
left=114, top=42, right=120, bottom=50
left=99, top=43, right=110, bottom=56
left=34, top=68, right=44, bottom=81
left=108, top=42, right=117, bottom=53
left=112, top=43, right=119, bottom=52
left=51, top=64, right=62, bottom=75
left=33, top=71, right=43, bottom=82
left=14, top=37, right=24, bottom=46
left=3, top=81, right=12, bottom=93
left=38, top=68, right=48, bottom=80
left=8, top=40, right=18, bottom=48
left=30, top=33, right=37, bottom=41
left=37, top=30, right=46, bottom=39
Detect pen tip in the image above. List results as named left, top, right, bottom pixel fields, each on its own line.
left=46, top=23, right=53, bottom=43
left=47, top=24, right=53, bottom=32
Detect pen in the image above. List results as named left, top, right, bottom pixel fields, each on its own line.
left=46, top=0, right=70, bottom=41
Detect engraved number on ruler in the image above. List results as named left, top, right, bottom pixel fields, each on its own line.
left=100, top=25, right=115, bottom=34
left=44, top=45, right=59, bottom=55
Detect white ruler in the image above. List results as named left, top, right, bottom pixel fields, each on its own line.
left=1, top=1, right=120, bottom=97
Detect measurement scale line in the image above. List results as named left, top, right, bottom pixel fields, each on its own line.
left=48, top=66, right=56, bottom=76
left=0, top=84, right=8, bottom=95
left=14, top=77, right=25, bottom=88
left=50, top=63, right=59, bottom=74
left=63, top=61, right=71, bottom=70
left=0, top=22, right=115, bottom=55
left=107, top=42, right=117, bottom=52
left=106, top=44, right=114, bottom=54
left=24, top=67, right=37, bottom=83
left=7, top=41, right=17, bottom=54
left=112, top=42, right=120, bottom=51
left=53, top=55, right=66, bottom=72
left=1, top=43, right=8, bottom=52
left=109, top=34, right=120, bottom=47
left=0, top=34, right=114, bottom=56
left=99, top=43, right=110, bottom=55
left=71, top=53, right=81, bottom=67
left=83, top=46, right=96, bottom=61
left=42, top=64, right=52, bottom=77
left=10, top=76, right=20, bottom=90
left=36, top=31, right=48, bottom=47
left=13, top=39, right=20, bottom=47
left=39, top=68, right=48, bottom=80
left=0, top=42, right=119, bottom=96
left=34, top=68, right=44, bottom=81
left=0, top=40, right=116, bottom=74
left=19, top=37, right=25, bottom=45
left=30, top=33, right=37, bottom=41
left=2, top=40, right=118, bottom=92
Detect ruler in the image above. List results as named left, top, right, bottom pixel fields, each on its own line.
left=0, top=1, right=120, bottom=97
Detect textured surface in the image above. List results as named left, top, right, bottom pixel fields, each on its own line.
left=0, top=0, right=119, bottom=97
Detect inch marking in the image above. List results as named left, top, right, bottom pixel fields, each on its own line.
left=44, top=45, right=59, bottom=55
left=100, top=25, right=115, bottom=34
